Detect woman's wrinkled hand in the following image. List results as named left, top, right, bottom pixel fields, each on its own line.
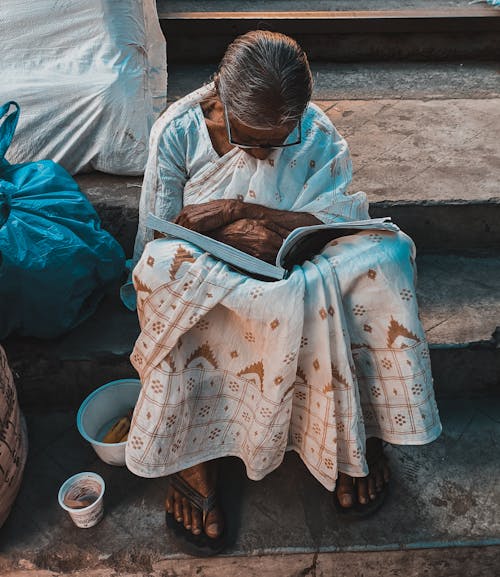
left=210, top=218, right=289, bottom=263
left=174, top=200, right=242, bottom=232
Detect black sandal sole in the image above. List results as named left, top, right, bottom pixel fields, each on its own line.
left=333, top=484, right=388, bottom=521
left=165, top=510, right=227, bottom=557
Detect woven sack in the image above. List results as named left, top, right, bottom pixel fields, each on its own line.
left=0, top=345, right=27, bottom=527
left=1, top=0, right=167, bottom=174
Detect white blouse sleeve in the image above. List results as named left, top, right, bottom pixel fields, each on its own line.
left=133, top=117, right=188, bottom=263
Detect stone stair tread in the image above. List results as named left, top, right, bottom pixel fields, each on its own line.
left=0, top=398, right=498, bottom=572
left=320, top=98, right=499, bottom=203
left=6, top=253, right=499, bottom=360
left=79, top=93, right=500, bottom=205
left=78, top=87, right=500, bottom=206
left=166, top=61, right=500, bottom=102
left=75, top=173, right=142, bottom=208
left=159, top=0, right=491, bottom=15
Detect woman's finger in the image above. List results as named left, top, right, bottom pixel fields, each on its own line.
left=262, top=220, right=291, bottom=239
left=175, top=203, right=230, bottom=232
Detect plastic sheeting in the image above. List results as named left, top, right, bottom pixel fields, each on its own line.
left=0, top=0, right=167, bottom=175
left=470, top=0, right=500, bottom=6
left=0, top=101, right=126, bottom=339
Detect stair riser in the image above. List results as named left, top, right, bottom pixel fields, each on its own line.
left=89, top=197, right=500, bottom=258
left=7, top=545, right=498, bottom=577
left=8, top=346, right=499, bottom=411
left=161, top=21, right=500, bottom=63
left=370, top=203, right=500, bottom=253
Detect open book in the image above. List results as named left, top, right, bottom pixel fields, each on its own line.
left=146, top=213, right=399, bottom=281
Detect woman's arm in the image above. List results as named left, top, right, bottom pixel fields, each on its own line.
left=175, top=200, right=321, bottom=263
left=135, top=119, right=187, bottom=261
left=236, top=202, right=323, bottom=231
left=174, top=199, right=321, bottom=233
left=209, top=218, right=290, bottom=263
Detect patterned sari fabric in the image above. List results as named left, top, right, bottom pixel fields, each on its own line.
left=0, top=345, right=27, bottom=527
left=126, top=86, right=441, bottom=491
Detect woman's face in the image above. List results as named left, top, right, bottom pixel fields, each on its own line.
left=227, top=113, right=298, bottom=160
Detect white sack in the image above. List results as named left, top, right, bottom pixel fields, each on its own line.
left=0, top=0, right=167, bottom=175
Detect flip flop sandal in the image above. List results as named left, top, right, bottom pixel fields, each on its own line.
left=333, top=481, right=388, bottom=520
left=165, top=472, right=227, bottom=557
left=333, top=444, right=389, bottom=521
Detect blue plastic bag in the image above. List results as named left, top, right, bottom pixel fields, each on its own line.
left=0, top=101, right=126, bottom=338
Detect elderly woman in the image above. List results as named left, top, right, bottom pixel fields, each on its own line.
left=125, top=31, right=441, bottom=555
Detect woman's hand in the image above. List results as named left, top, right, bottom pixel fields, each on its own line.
left=174, top=200, right=322, bottom=236
left=210, top=218, right=289, bottom=263
left=174, top=199, right=244, bottom=232
left=241, top=204, right=323, bottom=232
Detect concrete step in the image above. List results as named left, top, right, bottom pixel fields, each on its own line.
left=157, top=1, right=500, bottom=62
left=5, top=253, right=500, bottom=411
left=77, top=90, right=500, bottom=257
left=2, top=549, right=499, bottom=577
left=167, top=60, right=500, bottom=101
left=163, top=0, right=481, bottom=9
left=0, top=398, right=498, bottom=575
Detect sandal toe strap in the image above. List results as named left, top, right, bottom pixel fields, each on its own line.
left=169, top=473, right=217, bottom=522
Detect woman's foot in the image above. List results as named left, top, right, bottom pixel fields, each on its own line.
left=165, top=460, right=224, bottom=539
left=335, top=437, right=390, bottom=510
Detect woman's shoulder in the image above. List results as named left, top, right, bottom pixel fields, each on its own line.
left=156, top=104, right=201, bottom=140
left=151, top=84, right=215, bottom=144
left=302, top=102, right=342, bottom=145
left=303, top=102, right=342, bottom=139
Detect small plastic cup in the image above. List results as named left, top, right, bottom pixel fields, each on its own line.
left=58, top=472, right=105, bottom=528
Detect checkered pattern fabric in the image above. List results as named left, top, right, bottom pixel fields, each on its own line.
left=126, top=231, right=441, bottom=491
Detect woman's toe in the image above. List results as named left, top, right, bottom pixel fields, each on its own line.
left=205, top=507, right=223, bottom=539
left=173, top=492, right=183, bottom=523
left=374, top=467, right=384, bottom=492
left=368, top=475, right=377, bottom=500
left=336, top=472, right=354, bottom=508
left=191, top=507, right=203, bottom=535
left=357, top=477, right=369, bottom=505
left=338, top=491, right=353, bottom=507
left=182, top=497, right=192, bottom=529
left=165, top=486, right=174, bottom=513
left=383, top=461, right=390, bottom=484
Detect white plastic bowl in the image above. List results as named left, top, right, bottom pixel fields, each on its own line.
left=77, top=378, right=142, bottom=466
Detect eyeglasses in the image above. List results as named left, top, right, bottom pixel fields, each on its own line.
left=223, top=105, right=301, bottom=149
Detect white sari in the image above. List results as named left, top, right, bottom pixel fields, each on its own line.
left=125, top=85, right=441, bottom=490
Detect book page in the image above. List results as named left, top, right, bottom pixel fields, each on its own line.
left=146, top=214, right=286, bottom=280
left=276, top=218, right=399, bottom=269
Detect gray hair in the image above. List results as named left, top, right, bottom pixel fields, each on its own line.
left=214, top=30, right=313, bottom=129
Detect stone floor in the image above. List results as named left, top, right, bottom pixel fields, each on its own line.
left=0, top=398, right=498, bottom=575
